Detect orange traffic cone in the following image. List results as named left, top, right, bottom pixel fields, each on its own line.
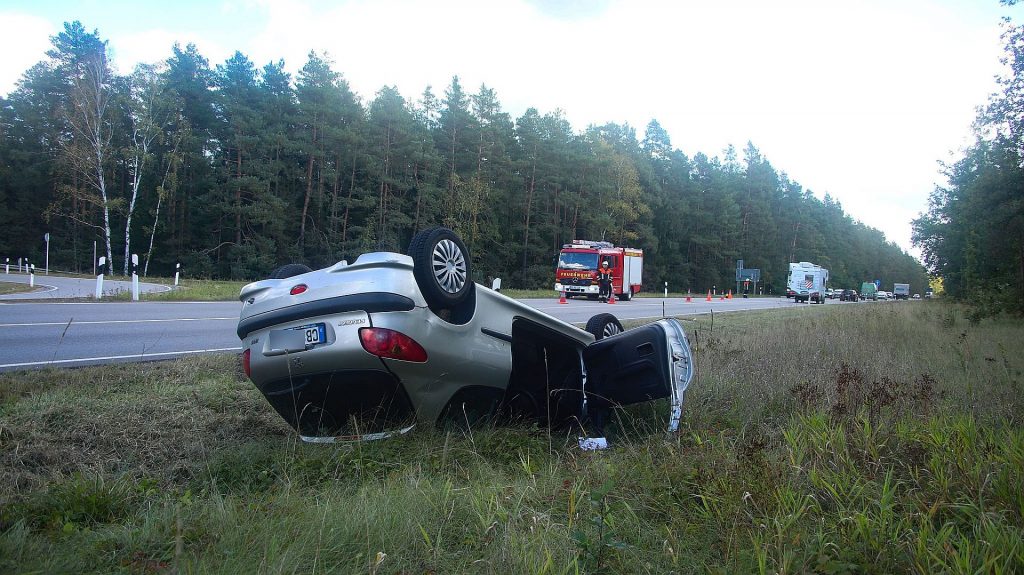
left=608, top=291, right=616, bottom=304
left=685, top=293, right=692, bottom=303
left=559, top=290, right=567, bottom=304
left=706, top=290, right=712, bottom=302
left=727, top=290, right=732, bottom=299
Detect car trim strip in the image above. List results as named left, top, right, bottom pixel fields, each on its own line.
left=480, top=327, right=512, bottom=343
left=237, top=292, right=415, bottom=338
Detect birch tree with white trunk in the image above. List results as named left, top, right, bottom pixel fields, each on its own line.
left=122, top=63, right=169, bottom=275
left=62, top=49, right=116, bottom=275
left=144, top=119, right=187, bottom=276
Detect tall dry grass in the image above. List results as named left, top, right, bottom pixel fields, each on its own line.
left=1, top=301, right=1021, bottom=573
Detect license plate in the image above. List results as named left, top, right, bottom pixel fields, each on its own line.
left=296, top=323, right=326, bottom=346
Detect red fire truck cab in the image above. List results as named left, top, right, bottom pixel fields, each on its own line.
left=554, top=240, right=643, bottom=301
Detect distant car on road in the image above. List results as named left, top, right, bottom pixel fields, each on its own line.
left=840, top=289, right=859, bottom=302
left=913, top=293, right=921, bottom=299
left=236, top=227, right=695, bottom=444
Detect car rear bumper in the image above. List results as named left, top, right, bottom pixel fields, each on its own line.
left=238, top=292, right=415, bottom=339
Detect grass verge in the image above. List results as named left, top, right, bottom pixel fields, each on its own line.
left=138, top=278, right=248, bottom=302
left=0, top=281, right=36, bottom=296
left=1, top=302, right=1022, bottom=573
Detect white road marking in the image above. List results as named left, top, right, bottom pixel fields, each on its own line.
left=0, top=301, right=240, bottom=305
left=0, top=347, right=243, bottom=369
left=15, top=283, right=59, bottom=292
left=0, top=317, right=237, bottom=328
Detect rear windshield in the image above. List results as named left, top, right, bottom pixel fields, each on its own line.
left=558, top=251, right=599, bottom=270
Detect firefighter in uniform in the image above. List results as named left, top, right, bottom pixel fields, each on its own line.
left=597, top=260, right=612, bottom=302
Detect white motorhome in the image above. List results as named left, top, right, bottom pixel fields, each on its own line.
left=893, top=283, right=910, bottom=300
left=787, top=262, right=828, bottom=304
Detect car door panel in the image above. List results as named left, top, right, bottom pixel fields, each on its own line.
left=582, top=319, right=694, bottom=432
left=583, top=322, right=672, bottom=406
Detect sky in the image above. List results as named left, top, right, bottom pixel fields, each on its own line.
left=1, top=0, right=1021, bottom=260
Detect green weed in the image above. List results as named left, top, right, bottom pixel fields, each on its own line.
left=1, top=303, right=1023, bottom=573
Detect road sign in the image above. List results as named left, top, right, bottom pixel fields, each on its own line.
left=735, top=268, right=760, bottom=282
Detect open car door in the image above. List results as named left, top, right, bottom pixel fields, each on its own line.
left=582, top=318, right=694, bottom=433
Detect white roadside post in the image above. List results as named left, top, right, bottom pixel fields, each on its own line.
left=95, top=256, right=106, bottom=299
left=17, top=257, right=22, bottom=273
left=131, top=254, right=140, bottom=301
left=44, top=232, right=50, bottom=275
left=4, top=257, right=8, bottom=274
left=174, top=263, right=180, bottom=286
left=664, top=281, right=668, bottom=298
left=29, top=264, right=35, bottom=287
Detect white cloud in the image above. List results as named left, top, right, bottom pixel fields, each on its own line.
left=109, top=29, right=233, bottom=75
left=0, top=12, right=56, bottom=94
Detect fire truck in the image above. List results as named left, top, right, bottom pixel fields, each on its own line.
left=554, top=240, right=643, bottom=301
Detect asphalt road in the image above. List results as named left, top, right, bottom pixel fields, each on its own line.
left=0, top=271, right=172, bottom=300
left=0, top=301, right=242, bottom=370
left=0, top=290, right=840, bottom=372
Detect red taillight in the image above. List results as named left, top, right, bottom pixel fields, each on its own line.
left=242, top=348, right=252, bottom=378
left=290, top=284, right=308, bottom=295
left=359, top=328, right=428, bottom=362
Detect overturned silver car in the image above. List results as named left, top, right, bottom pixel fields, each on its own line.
left=236, top=228, right=694, bottom=443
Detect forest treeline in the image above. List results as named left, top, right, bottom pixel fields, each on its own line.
left=913, top=15, right=1024, bottom=316
left=0, top=21, right=928, bottom=294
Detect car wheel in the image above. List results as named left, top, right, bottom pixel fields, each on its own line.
left=585, top=313, right=624, bottom=340
left=620, top=290, right=632, bottom=301
left=408, top=227, right=472, bottom=309
left=269, top=263, right=312, bottom=279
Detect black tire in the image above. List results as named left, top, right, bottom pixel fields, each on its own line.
left=620, top=290, right=632, bottom=301
left=407, top=227, right=473, bottom=310
left=269, top=263, right=312, bottom=279
left=585, top=313, right=624, bottom=340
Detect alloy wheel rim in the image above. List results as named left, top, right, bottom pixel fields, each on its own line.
left=603, top=323, right=622, bottom=338
left=432, top=239, right=467, bottom=294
